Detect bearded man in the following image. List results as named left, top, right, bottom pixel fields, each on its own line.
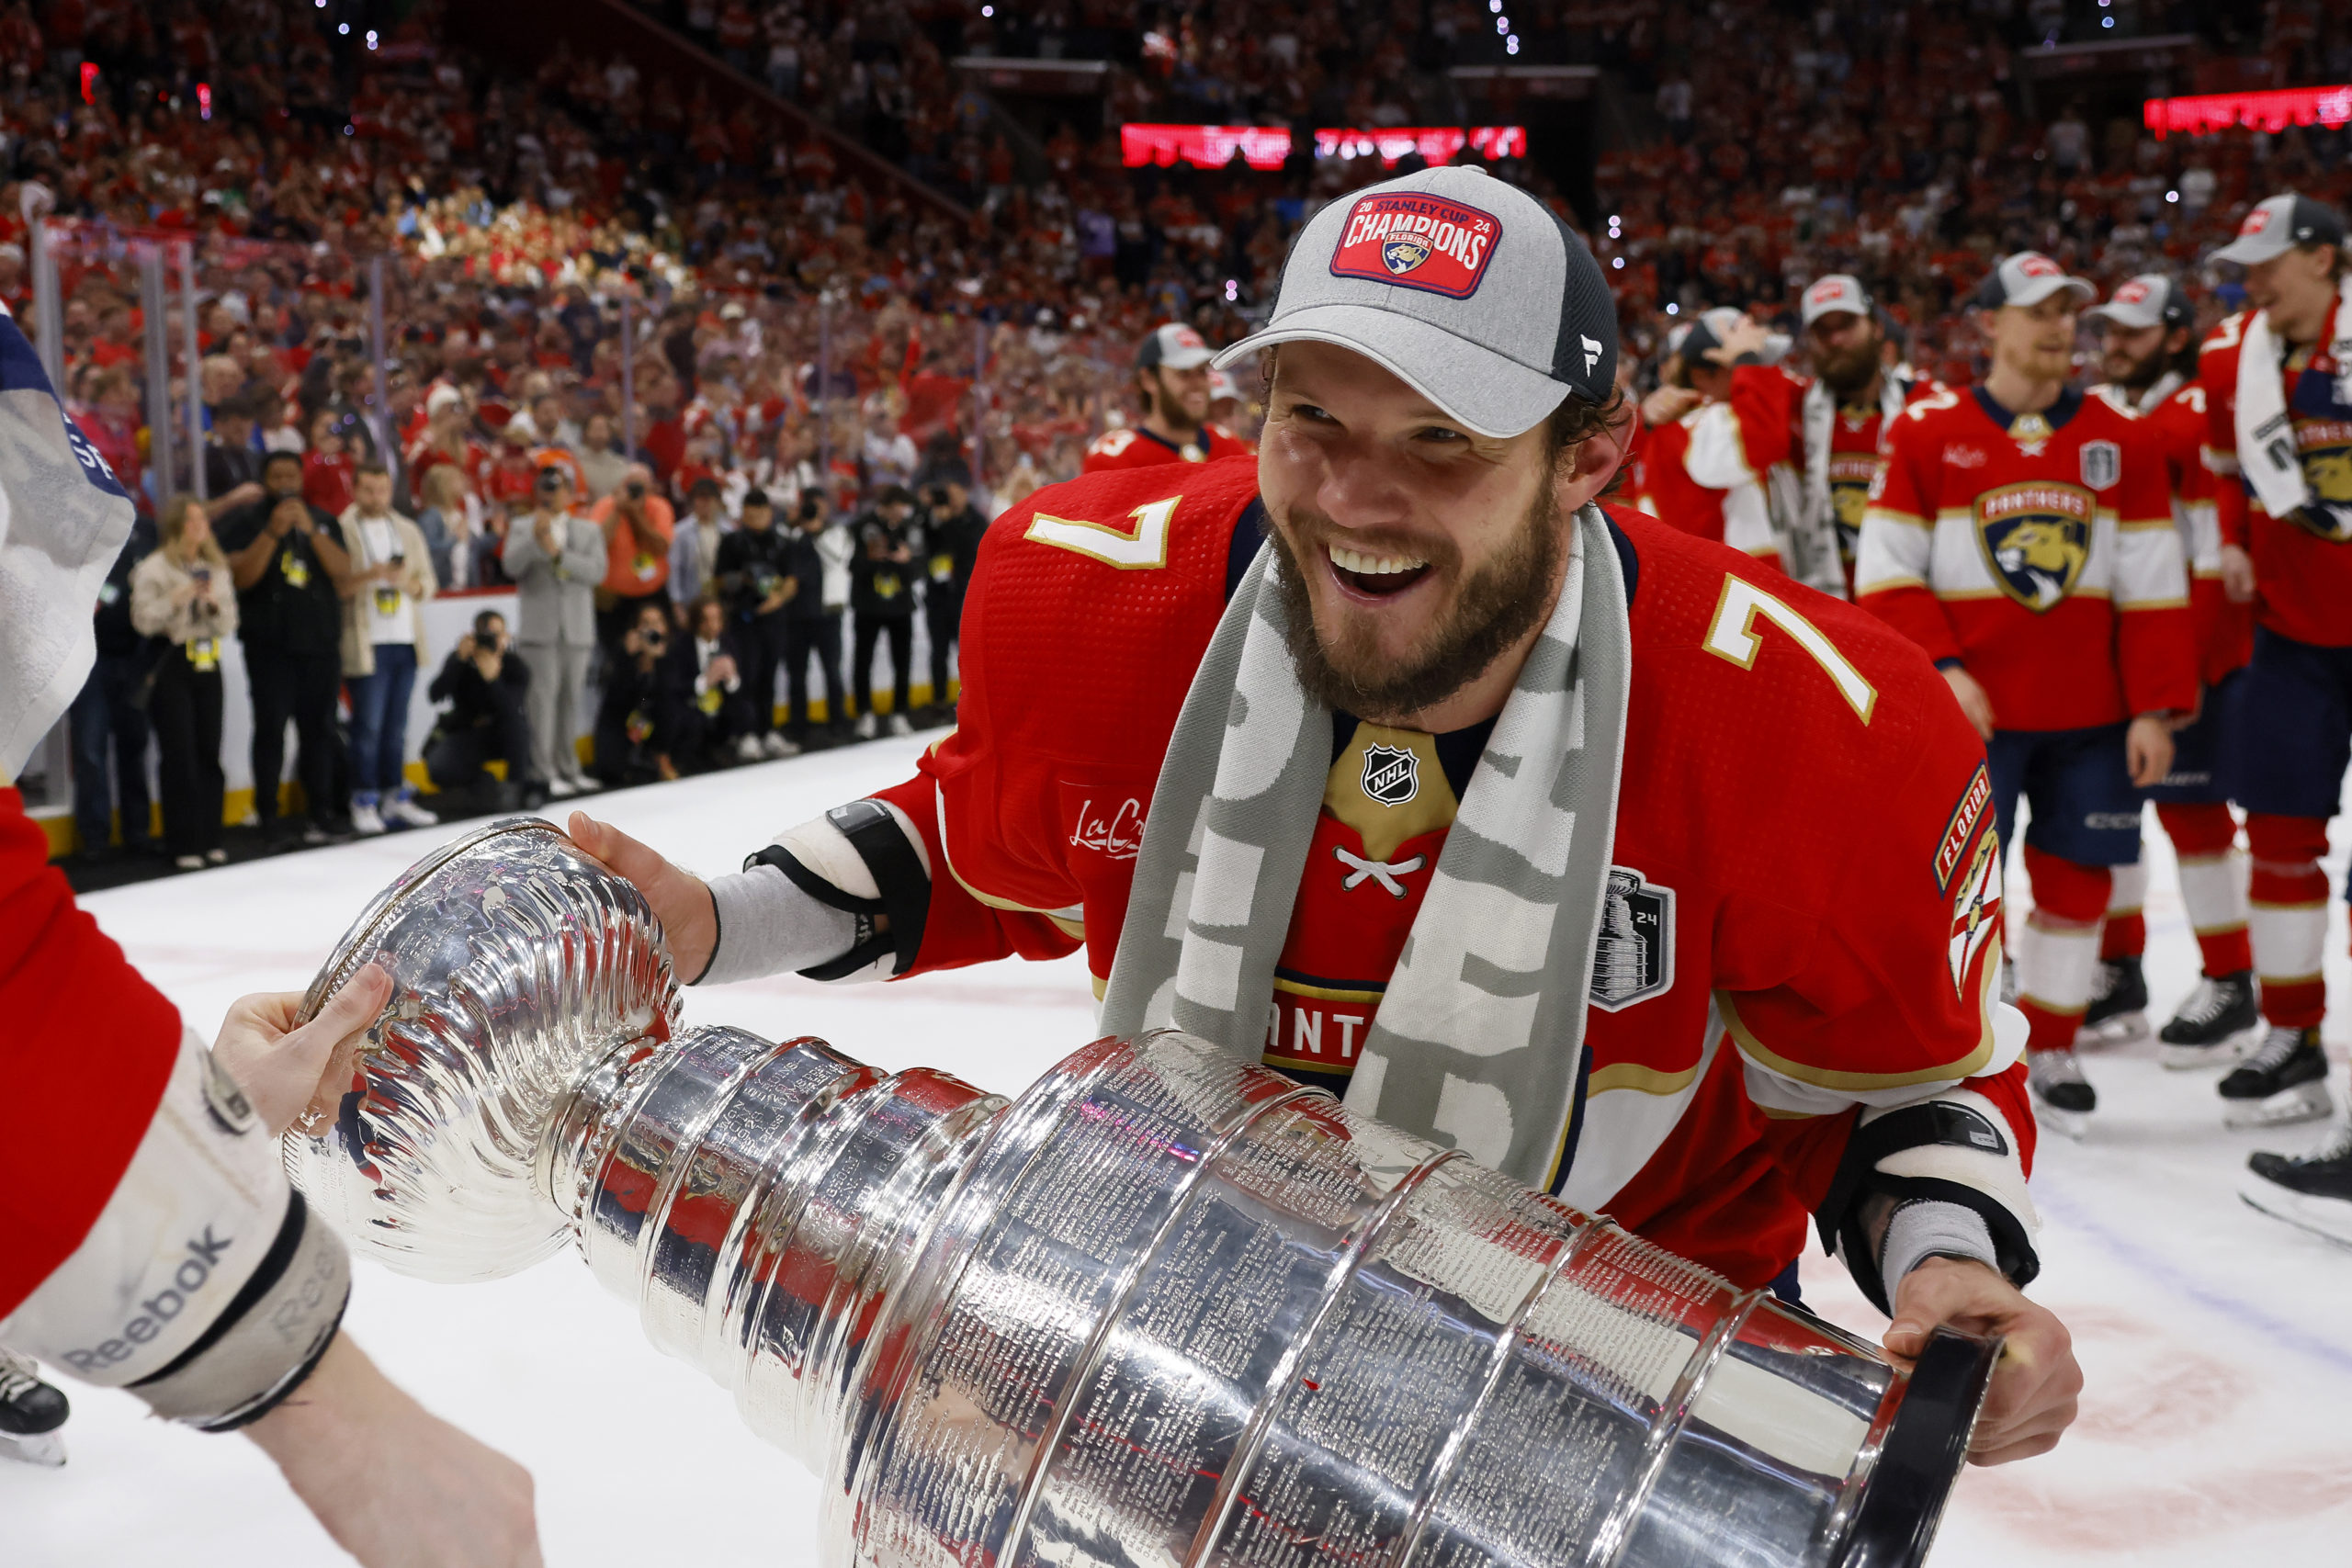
left=579, top=169, right=2081, bottom=1466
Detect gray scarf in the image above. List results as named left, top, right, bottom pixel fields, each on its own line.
left=1100, top=502, right=1632, bottom=1191
left=1792, top=368, right=1917, bottom=599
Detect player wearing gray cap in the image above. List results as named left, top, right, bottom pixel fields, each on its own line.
left=1623, top=308, right=1786, bottom=575
left=2193, top=191, right=2352, bottom=1242
left=2075, top=276, right=2259, bottom=1060
left=579, top=168, right=2083, bottom=1466
left=1081, top=323, right=1252, bottom=473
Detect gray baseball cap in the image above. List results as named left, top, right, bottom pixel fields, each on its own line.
left=2086, top=274, right=2191, bottom=331
left=2211, top=193, right=2346, bottom=266
left=1969, top=251, right=2097, bottom=310
left=1800, top=274, right=1873, bottom=328
left=1211, top=166, right=1618, bottom=439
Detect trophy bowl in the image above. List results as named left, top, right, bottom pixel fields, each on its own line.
left=287, top=818, right=1996, bottom=1568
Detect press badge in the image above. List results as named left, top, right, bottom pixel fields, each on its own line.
left=187, top=637, right=219, bottom=671
left=281, top=552, right=311, bottom=589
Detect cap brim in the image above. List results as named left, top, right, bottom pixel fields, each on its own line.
left=1213, top=303, right=1569, bottom=439
left=1158, top=346, right=1215, bottom=370
left=2211, top=233, right=2295, bottom=266
left=2085, top=301, right=2162, bottom=329
left=2003, top=276, right=2098, bottom=308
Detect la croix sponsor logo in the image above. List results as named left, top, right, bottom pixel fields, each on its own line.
left=1942, top=443, right=1989, bottom=468
left=1329, top=192, right=1501, bottom=299
left=1069, top=795, right=1145, bottom=861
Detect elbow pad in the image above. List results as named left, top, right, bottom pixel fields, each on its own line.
left=0, top=1035, right=349, bottom=1431
left=1815, top=1088, right=2041, bottom=1316
left=707, top=797, right=932, bottom=985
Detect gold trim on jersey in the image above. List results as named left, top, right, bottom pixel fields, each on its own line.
left=1262, top=1051, right=1360, bottom=1076
left=1272, top=975, right=1385, bottom=1004
left=1586, top=1060, right=1702, bottom=1097
left=933, top=794, right=1086, bottom=935
left=1715, top=984, right=1996, bottom=1091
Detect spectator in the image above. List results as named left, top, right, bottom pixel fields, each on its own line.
left=424, top=608, right=538, bottom=814
left=783, top=490, right=850, bottom=748
left=592, top=461, right=677, bottom=654
left=255, top=395, right=305, bottom=457
left=714, top=486, right=798, bottom=761
left=576, top=410, right=629, bottom=501
left=217, top=452, right=353, bottom=848
left=482, top=421, right=544, bottom=520
left=501, top=465, right=605, bottom=798
left=203, top=393, right=267, bottom=513
left=75, top=368, right=143, bottom=504
left=860, top=396, right=919, bottom=490
left=849, top=485, right=919, bottom=739
left=67, top=506, right=157, bottom=861
left=335, top=462, right=439, bottom=837
left=670, top=595, right=757, bottom=770
left=302, top=407, right=357, bottom=519
left=592, top=600, right=685, bottom=786
left=413, top=461, right=469, bottom=590
left=128, top=496, right=235, bottom=870
left=912, top=465, right=986, bottom=720
left=670, top=476, right=732, bottom=611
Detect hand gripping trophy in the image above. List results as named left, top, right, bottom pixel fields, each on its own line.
left=285, top=818, right=1997, bottom=1568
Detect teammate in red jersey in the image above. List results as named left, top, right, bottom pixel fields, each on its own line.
left=1080, top=323, right=1253, bottom=473
left=1624, top=308, right=1784, bottom=570
left=2195, top=192, right=2352, bottom=1244
left=579, top=168, right=2082, bottom=1466
left=2075, top=275, right=2259, bottom=1057
left=1702, top=277, right=1948, bottom=598
left=1857, top=252, right=2197, bottom=1136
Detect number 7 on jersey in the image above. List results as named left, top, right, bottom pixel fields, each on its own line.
left=1702, top=574, right=1878, bottom=723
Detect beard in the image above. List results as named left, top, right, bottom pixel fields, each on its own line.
left=2102, top=342, right=2167, bottom=392
left=1815, top=336, right=1882, bottom=400
left=1265, top=482, right=1566, bottom=721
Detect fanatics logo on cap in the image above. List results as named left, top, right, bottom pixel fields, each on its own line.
left=1330, top=192, right=1502, bottom=299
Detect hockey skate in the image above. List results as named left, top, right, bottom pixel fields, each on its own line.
left=0, top=1350, right=67, bottom=1468
left=2218, top=1026, right=2334, bottom=1130
left=2159, top=970, right=2260, bottom=1069
left=2075, top=955, right=2149, bottom=1048
left=2028, top=1048, right=2094, bottom=1139
left=2240, top=1116, right=2352, bottom=1251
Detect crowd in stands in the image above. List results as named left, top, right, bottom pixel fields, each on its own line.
left=6, top=0, right=2348, bottom=871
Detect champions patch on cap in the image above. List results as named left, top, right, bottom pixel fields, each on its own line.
left=1329, top=192, right=1501, bottom=299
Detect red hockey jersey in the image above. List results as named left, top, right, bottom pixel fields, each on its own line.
left=867, top=457, right=2031, bottom=1288
left=2094, top=377, right=2251, bottom=686
left=1856, top=385, right=2197, bottom=731
left=1623, top=405, right=1781, bottom=566
left=2197, top=302, right=2352, bottom=649
left=1080, top=421, right=1253, bottom=474
left=1722, top=363, right=1945, bottom=591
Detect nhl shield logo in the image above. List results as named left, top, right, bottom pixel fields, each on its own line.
left=1361, top=744, right=1419, bottom=807
left=2079, top=439, right=2120, bottom=491
left=1589, top=866, right=1675, bottom=1011
left=1977, top=480, right=2094, bottom=612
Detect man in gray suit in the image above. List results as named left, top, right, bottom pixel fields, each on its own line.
left=501, top=466, right=605, bottom=796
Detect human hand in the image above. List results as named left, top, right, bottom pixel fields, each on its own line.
left=455, top=633, right=477, bottom=661
left=1885, top=1257, right=2080, bottom=1465
left=707, top=654, right=738, bottom=685
left=566, top=812, right=718, bottom=982
left=2217, top=543, right=2256, bottom=604
left=211, top=964, right=393, bottom=1137
left=1641, top=386, right=1702, bottom=426
left=224, top=480, right=266, bottom=509
left=1702, top=312, right=1770, bottom=365
left=1940, top=665, right=1996, bottom=741
left=2126, top=713, right=2175, bottom=788
left=244, top=1333, right=543, bottom=1568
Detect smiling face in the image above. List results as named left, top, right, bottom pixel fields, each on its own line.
left=1256, top=342, right=1617, bottom=728
left=1805, top=310, right=1883, bottom=399
left=2098, top=320, right=2172, bottom=389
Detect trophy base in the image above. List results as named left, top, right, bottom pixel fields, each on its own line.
left=1836, top=1327, right=2002, bottom=1568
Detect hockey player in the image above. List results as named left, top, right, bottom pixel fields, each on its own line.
left=1080, top=322, right=1254, bottom=473
left=579, top=169, right=2082, bottom=1464
left=1624, top=308, right=1785, bottom=570
left=2197, top=192, right=2352, bottom=1243
left=1703, top=276, right=1946, bottom=597
left=0, top=306, right=541, bottom=1562
left=2078, top=275, right=2258, bottom=1058
left=1857, top=252, right=2197, bottom=1135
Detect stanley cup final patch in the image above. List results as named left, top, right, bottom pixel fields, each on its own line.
left=1329, top=192, right=1502, bottom=299
left=1589, top=866, right=1674, bottom=1011
left=1360, top=743, right=1419, bottom=807
left=2079, top=439, right=2120, bottom=491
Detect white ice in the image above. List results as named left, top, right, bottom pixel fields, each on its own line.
left=7, top=739, right=2351, bottom=1565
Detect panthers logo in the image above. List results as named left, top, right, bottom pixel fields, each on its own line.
left=2291, top=420, right=2352, bottom=541
left=1977, top=481, right=2094, bottom=611
left=1382, top=235, right=1433, bottom=276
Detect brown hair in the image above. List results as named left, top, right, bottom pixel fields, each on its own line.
left=1260, top=343, right=1627, bottom=472
left=160, top=495, right=227, bottom=570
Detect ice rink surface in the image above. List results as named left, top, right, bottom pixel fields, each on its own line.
left=9, top=737, right=2352, bottom=1566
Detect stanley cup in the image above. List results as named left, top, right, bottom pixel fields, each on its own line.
left=285, top=818, right=1997, bottom=1568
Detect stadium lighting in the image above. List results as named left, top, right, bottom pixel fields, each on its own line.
left=1225, top=279, right=1238, bottom=301
left=367, top=29, right=379, bottom=48
left=981, top=4, right=992, bottom=13
left=1507, top=35, right=1520, bottom=54
left=198, top=82, right=211, bottom=120
left=337, top=21, right=349, bottom=32
left=2102, top=15, right=2113, bottom=25
left=1666, top=303, right=1679, bottom=315
left=1497, top=17, right=1509, bottom=32
left=1611, top=256, right=1623, bottom=269
left=2165, top=189, right=2179, bottom=202
left=2144, top=85, right=2352, bottom=139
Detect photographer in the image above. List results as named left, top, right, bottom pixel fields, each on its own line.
left=218, top=452, right=354, bottom=848
left=670, top=596, right=757, bottom=771
left=424, top=610, right=538, bottom=814
left=590, top=462, right=675, bottom=658
left=129, top=498, right=236, bottom=870
left=335, top=465, right=439, bottom=837
left=849, top=485, right=918, bottom=739
left=911, top=465, right=987, bottom=722
left=713, top=488, right=797, bottom=761
left=500, top=466, right=605, bottom=798
left=592, top=602, right=685, bottom=787
left=783, top=490, right=849, bottom=748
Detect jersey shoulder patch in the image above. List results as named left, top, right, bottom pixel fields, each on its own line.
left=1088, top=428, right=1138, bottom=457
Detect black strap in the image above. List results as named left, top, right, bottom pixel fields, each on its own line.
left=745, top=797, right=932, bottom=981
left=1815, top=1100, right=2038, bottom=1316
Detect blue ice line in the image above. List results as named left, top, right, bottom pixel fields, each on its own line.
left=2031, top=1180, right=2352, bottom=1380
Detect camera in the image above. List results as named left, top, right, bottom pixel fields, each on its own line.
left=536, top=467, right=566, bottom=492
left=626, top=479, right=649, bottom=501
left=797, top=495, right=823, bottom=523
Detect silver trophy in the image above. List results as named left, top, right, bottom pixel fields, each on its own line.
left=287, top=818, right=1996, bottom=1568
